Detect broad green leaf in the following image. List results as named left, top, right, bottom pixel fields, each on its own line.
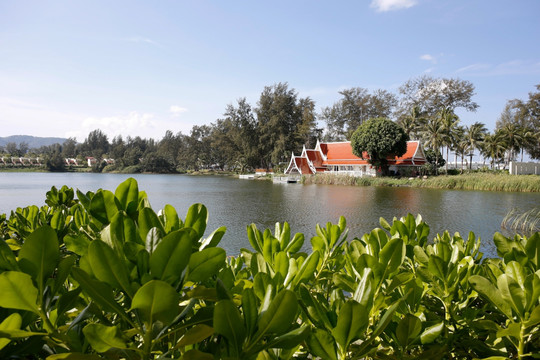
left=89, top=190, right=120, bottom=225
left=138, top=207, right=164, bottom=246
left=180, top=349, right=214, bottom=360
left=379, top=237, right=405, bottom=275
left=379, top=217, right=392, bottom=231
left=0, top=271, right=39, bottom=314
left=52, top=255, right=76, bottom=296
left=266, top=325, right=311, bottom=349
left=332, top=300, right=368, bottom=350
left=114, top=177, right=139, bottom=212
left=188, top=247, right=226, bottom=282
left=396, top=314, right=422, bottom=348
left=247, top=224, right=263, bottom=254
left=184, top=203, right=208, bottom=239
left=199, top=226, right=226, bottom=250
left=498, top=274, right=526, bottom=319
left=257, top=289, right=298, bottom=336
left=353, top=268, right=373, bottom=308
left=305, top=328, right=337, bottom=360
left=242, top=288, right=258, bottom=336
left=413, top=245, right=430, bottom=264
left=278, top=222, right=291, bottom=250
left=83, top=324, right=127, bottom=352
left=0, top=313, right=22, bottom=350
left=420, top=321, right=444, bottom=344
left=290, top=250, right=319, bottom=288
left=110, top=211, right=138, bottom=255
left=214, top=299, right=245, bottom=356
left=46, top=353, right=102, bottom=360
left=299, top=285, right=332, bottom=330
left=87, top=240, right=133, bottom=297
left=18, top=226, right=59, bottom=288
left=525, top=233, right=540, bottom=268
left=64, top=234, right=90, bottom=256
left=0, top=239, right=19, bottom=271
left=274, top=251, right=289, bottom=280
left=161, top=204, right=182, bottom=234
left=177, top=324, right=214, bottom=347
left=469, top=275, right=513, bottom=319
left=71, top=268, right=130, bottom=322
left=131, top=280, right=180, bottom=325
left=427, top=255, right=447, bottom=281
left=525, top=304, right=540, bottom=327
left=150, top=228, right=194, bottom=284
left=284, top=233, right=304, bottom=253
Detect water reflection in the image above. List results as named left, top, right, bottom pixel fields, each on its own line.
left=1, top=172, right=539, bottom=258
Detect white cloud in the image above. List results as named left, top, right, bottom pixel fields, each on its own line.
left=455, top=60, right=540, bottom=76
left=169, top=105, right=188, bottom=117
left=80, top=111, right=157, bottom=140
left=123, top=36, right=162, bottom=47
left=370, top=0, right=418, bottom=12
left=420, top=54, right=435, bottom=62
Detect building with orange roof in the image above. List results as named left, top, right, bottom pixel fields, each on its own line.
left=285, top=140, right=426, bottom=177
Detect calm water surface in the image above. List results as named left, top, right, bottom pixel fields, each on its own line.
left=1, top=172, right=539, bottom=258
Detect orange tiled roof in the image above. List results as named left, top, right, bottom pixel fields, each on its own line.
left=304, top=149, right=325, bottom=169
left=295, top=157, right=314, bottom=174
left=321, top=141, right=425, bottom=166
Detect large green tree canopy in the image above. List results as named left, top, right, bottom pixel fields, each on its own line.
left=350, top=117, right=409, bottom=174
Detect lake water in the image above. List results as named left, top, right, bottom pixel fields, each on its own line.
left=1, top=172, right=539, bottom=258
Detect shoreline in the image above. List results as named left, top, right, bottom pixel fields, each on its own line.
left=2, top=168, right=540, bottom=192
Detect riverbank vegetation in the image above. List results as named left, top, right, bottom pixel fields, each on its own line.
left=0, top=178, right=538, bottom=359
left=1, top=79, right=539, bottom=175
left=303, top=172, right=540, bottom=192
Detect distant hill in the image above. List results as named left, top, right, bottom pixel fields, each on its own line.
left=0, top=135, right=68, bottom=149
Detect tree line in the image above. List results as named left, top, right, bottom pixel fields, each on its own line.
left=1, top=78, right=539, bottom=174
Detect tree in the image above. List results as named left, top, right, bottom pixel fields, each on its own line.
left=481, top=132, right=506, bottom=169
left=350, top=117, right=409, bottom=175
left=82, top=129, right=110, bottom=160
left=5, top=142, right=18, bottom=156
left=62, top=138, right=78, bottom=158
left=256, top=83, right=313, bottom=169
left=437, top=107, right=460, bottom=172
left=464, top=122, right=488, bottom=169
left=424, top=148, right=446, bottom=174
left=421, top=116, right=448, bottom=174
left=396, top=106, right=426, bottom=140
left=522, top=84, right=540, bottom=159
left=321, top=87, right=397, bottom=140
left=398, top=76, right=479, bottom=118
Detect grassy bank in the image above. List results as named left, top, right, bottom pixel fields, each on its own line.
left=302, top=172, right=540, bottom=192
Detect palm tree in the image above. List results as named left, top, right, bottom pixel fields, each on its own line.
left=452, top=125, right=466, bottom=171
left=397, top=106, right=425, bottom=140
left=518, top=126, right=537, bottom=162
left=464, top=122, right=488, bottom=169
left=438, top=107, right=460, bottom=172
left=482, top=131, right=506, bottom=169
left=499, top=123, right=523, bottom=166
left=421, top=116, right=448, bottom=175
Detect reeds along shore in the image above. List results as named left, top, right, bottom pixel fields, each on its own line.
left=301, top=172, right=540, bottom=192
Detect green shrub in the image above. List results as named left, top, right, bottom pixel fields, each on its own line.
left=0, top=178, right=538, bottom=359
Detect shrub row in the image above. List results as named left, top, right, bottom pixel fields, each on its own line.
left=0, top=178, right=538, bottom=359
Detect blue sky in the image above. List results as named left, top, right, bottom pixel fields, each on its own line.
left=1, top=0, right=539, bottom=142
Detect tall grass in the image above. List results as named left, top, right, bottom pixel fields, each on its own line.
left=501, top=207, right=540, bottom=235
left=302, top=172, right=540, bottom=192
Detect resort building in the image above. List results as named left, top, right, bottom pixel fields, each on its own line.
left=285, top=140, right=427, bottom=177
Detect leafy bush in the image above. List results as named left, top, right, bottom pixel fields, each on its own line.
left=0, top=178, right=538, bottom=359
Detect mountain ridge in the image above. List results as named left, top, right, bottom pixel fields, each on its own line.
left=0, top=135, right=69, bottom=149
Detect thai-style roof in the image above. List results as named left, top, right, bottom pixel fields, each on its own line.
left=284, top=140, right=427, bottom=175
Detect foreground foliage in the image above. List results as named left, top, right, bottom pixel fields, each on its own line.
left=0, top=178, right=539, bottom=359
